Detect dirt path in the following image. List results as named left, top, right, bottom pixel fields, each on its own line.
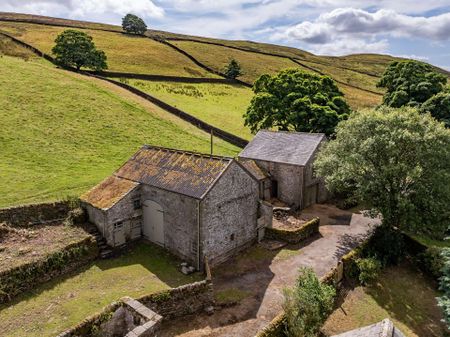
left=160, top=204, right=379, bottom=337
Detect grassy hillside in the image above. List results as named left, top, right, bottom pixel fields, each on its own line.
left=0, top=56, right=238, bottom=207
left=0, top=21, right=215, bottom=77
left=128, top=80, right=254, bottom=139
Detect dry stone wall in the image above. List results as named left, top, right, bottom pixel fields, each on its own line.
left=0, top=201, right=71, bottom=226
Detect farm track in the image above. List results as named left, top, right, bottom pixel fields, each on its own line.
left=0, top=30, right=249, bottom=149
left=0, top=17, right=381, bottom=95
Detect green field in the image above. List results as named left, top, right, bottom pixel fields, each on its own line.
left=0, top=21, right=215, bottom=77
left=0, top=242, right=201, bottom=337
left=171, top=39, right=300, bottom=84
left=322, top=263, right=446, bottom=337
left=128, top=80, right=254, bottom=139
left=0, top=56, right=238, bottom=207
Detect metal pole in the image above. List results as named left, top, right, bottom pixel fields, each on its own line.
left=210, top=129, right=214, bottom=155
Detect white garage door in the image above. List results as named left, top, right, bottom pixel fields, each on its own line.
left=143, top=200, right=164, bottom=246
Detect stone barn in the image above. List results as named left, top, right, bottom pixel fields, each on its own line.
left=81, top=145, right=265, bottom=269
left=239, top=130, right=328, bottom=210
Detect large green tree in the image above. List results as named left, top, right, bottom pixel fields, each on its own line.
left=244, top=69, right=350, bottom=136
left=420, top=89, right=450, bottom=128
left=315, top=107, right=450, bottom=238
left=52, top=30, right=107, bottom=71
left=377, top=60, right=447, bottom=108
left=122, top=14, right=147, bottom=35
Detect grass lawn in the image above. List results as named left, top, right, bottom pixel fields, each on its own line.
left=322, top=262, right=447, bottom=337
left=0, top=242, right=201, bottom=337
left=0, top=56, right=238, bottom=208
left=128, top=80, right=254, bottom=140
left=0, top=21, right=214, bottom=77
left=408, top=233, right=450, bottom=248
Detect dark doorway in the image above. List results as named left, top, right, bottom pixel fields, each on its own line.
left=271, top=180, right=278, bottom=198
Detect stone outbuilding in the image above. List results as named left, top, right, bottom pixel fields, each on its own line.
left=81, top=145, right=267, bottom=269
left=239, top=130, right=328, bottom=210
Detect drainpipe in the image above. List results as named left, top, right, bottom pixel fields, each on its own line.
left=197, top=199, right=201, bottom=271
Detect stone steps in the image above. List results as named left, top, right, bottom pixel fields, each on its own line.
left=85, top=225, right=114, bottom=259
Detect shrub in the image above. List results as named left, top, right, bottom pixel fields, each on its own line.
left=365, top=226, right=406, bottom=266
left=438, top=248, right=450, bottom=329
left=283, top=267, right=336, bottom=337
left=356, top=257, right=382, bottom=285
left=417, top=247, right=445, bottom=280
left=224, top=59, right=243, bottom=79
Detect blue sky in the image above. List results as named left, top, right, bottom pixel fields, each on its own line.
left=1, top=0, right=449, bottom=70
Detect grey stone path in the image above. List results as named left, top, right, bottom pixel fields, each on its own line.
left=160, top=204, right=378, bottom=337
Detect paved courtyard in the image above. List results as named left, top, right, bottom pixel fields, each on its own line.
left=160, top=204, right=379, bottom=337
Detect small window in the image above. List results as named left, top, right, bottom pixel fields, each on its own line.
left=114, top=222, right=123, bottom=229
left=133, top=199, right=141, bottom=210
left=230, top=233, right=235, bottom=241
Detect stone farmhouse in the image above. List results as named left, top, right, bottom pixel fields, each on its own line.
left=239, top=130, right=328, bottom=210
left=81, top=131, right=327, bottom=270
left=81, top=145, right=272, bottom=269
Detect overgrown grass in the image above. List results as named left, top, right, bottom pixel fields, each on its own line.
left=0, top=21, right=215, bottom=77
left=322, top=262, right=447, bottom=337
left=0, top=34, right=36, bottom=59
left=216, top=288, right=252, bottom=305
left=0, top=56, right=238, bottom=207
left=0, top=242, right=201, bottom=337
left=128, top=80, right=254, bottom=139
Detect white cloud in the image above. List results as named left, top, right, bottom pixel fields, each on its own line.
left=281, top=8, right=450, bottom=55
left=0, top=0, right=164, bottom=20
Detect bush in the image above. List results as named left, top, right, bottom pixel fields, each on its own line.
left=283, top=267, right=336, bottom=337
left=356, top=257, right=382, bottom=285
left=438, top=248, right=450, bottom=329
left=365, top=226, right=406, bottom=266
left=417, top=247, right=445, bottom=280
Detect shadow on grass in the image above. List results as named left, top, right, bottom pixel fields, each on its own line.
left=0, top=241, right=200, bottom=312
left=365, top=261, right=446, bottom=337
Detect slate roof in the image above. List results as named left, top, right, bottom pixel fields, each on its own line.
left=239, top=130, right=326, bottom=166
left=331, top=319, right=406, bottom=337
left=80, top=176, right=139, bottom=210
left=114, top=145, right=233, bottom=199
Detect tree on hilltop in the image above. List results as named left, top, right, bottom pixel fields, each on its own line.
left=244, top=69, right=350, bottom=136
left=52, top=30, right=107, bottom=71
left=122, top=14, right=147, bottom=35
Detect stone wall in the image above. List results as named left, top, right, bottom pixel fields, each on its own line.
left=0, top=236, right=98, bottom=303
left=140, top=184, right=199, bottom=266
left=0, top=201, right=71, bottom=226
left=265, top=218, right=320, bottom=244
left=256, top=160, right=304, bottom=209
left=137, top=279, right=214, bottom=319
left=201, top=161, right=259, bottom=266
left=58, top=279, right=214, bottom=337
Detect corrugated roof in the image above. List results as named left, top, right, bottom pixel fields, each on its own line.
left=239, top=130, right=326, bottom=166
left=114, top=145, right=233, bottom=199
left=238, top=158, right=269, bottom=181
left=80, top=176, right=139, bottom=210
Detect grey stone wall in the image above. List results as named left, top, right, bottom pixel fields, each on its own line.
left=201, top=161, right=259, bottom=266
left=137, top=280, right=214, bottom=320
left=140, top=185, right=199, bottom=266
left=256, top=160, right=304, bottom=209
left=106, top=187, right=142, bottom=246
left=0, top=201, right=70, bottom=226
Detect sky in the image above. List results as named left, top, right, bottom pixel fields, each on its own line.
left=1, top=1, right=450, bottom=70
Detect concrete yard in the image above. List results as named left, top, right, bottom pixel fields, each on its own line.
left=160, top=204, right=379, bottom=337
